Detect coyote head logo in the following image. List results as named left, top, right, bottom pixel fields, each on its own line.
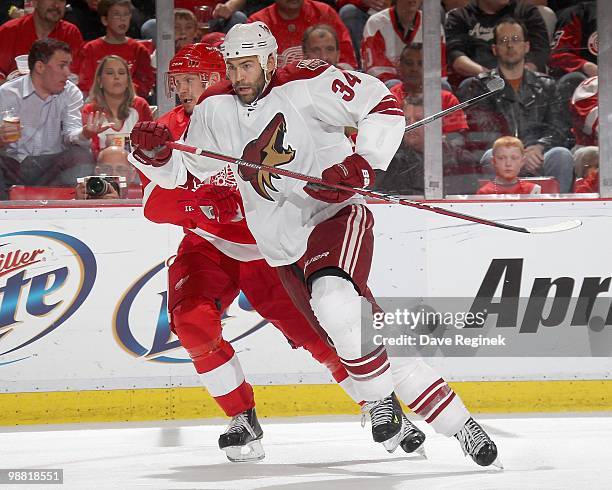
left=238, top=113, right=295, bottom=201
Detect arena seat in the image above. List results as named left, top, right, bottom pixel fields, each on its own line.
left=8, top=186, right=76, bottom=200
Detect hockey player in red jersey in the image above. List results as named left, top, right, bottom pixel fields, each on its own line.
left=131, top=24, right=500, bottom=467
left=139, top=43, right=425, bottom=462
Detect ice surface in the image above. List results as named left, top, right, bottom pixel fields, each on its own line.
left=2, top=414, right=612, bottom=489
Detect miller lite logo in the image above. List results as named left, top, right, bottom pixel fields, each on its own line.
left=0, top=247, right=45, bottom=278
left=0, top=231, right=96, bottom=361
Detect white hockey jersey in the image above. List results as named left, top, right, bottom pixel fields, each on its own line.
left=130, top=60, right=405, bottom=266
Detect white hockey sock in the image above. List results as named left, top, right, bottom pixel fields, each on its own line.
left=390, top=357, right=470, bottom=437
left=310, top=275, right=393, bottom=402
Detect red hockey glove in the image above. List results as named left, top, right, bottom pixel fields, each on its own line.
left=131, top=121, right=173, bottom=167
left=196, top=185, right=242, bottom=224
left=303, top=153, right=375, bottom=203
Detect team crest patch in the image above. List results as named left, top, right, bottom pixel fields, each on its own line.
left=297, top=59, right=328, bottom=70
left=238, top=113, right=295, bottom=201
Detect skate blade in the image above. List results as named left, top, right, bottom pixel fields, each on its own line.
left=414, top=445, right=428, bottom=459
left=223, top=440, right=265, bottom=463
left=491, top=457, right=504, bottom=470
left=382, top=427, right=403, bottom=453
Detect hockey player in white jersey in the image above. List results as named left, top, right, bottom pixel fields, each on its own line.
left=130, top=21, right=500, bottom=467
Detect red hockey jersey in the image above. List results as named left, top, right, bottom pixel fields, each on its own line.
left=477, top=180, right=541, bottom=195
left=570, top=76, right=598, bottom=147
left=361, top=8, right=446, bottom=83
left=0, top=14, right=83, bottom=81
left=550, top=2, right=597, bottom=75
left=248, top=0, right=357, bottom=69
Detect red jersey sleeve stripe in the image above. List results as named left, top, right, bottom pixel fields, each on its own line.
left=369, top=95, right=404, bottom=116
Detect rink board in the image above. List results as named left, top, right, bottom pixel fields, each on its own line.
left=1, top=200, right=611, bottom=424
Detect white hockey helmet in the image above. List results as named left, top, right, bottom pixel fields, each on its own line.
left=220, top=21, right=278, bottom=75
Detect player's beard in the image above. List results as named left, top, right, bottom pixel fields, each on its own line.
left=233, top=73, right=266, bottom=105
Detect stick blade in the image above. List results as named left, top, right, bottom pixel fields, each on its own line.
left=484, top=76, right=505, bottom=92
left=526, top=219, right=582, bottom=234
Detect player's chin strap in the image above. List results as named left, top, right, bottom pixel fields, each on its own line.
left=165, top=141, right=582, bottom=235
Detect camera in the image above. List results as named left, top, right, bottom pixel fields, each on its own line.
left=77, top=175, right=126, bottom=199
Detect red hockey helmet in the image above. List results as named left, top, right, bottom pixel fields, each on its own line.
left=166, top=43, right=226, bottom=97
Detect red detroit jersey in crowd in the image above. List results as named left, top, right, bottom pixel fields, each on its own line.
left=361, top=8, right=446, bottom=83
left=0, top=14, right=83, bottom=81
left=248, top=0, right=357, bottom=69
left=477, top=180, right=540, bottom=195
left=74, top=38, right=155, bottom=97
left=570, top=76, right=598, bottom=147
left=390, top=84, right=467, bottom=134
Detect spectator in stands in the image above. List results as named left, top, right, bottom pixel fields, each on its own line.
left=477, top=136, right=541, bottom=195
left=149, top=9, right=210, bottom=69
left=75, top=0, right=155, bottom=98
left=141, top=0, right=246, bottom=43
left=444, top=0, right=549, bottom=88
left=570, top=75, right=598, bottom=149
left=457, top=17, right=574, bottom=193
left=374, top=95, right=426, bottom=195
left=248, top=0, right=357, bottom=69
left=209, top=0, right=248, bottom=33
left=302, top=24, right=340, bottom=66
left=64, top=0, right=149, bottom=42
left=96, top=144, right=137, bottom=183
left=573, top=145, right=598, bottom=193
left=389, top=43, right=478, bottom=193
left=338, top=0, right=389, bottom=64
left=390, top=44, right=466, bottom=134
left=75, top=145, right=137, bottom=199
left=375, top=94, right=475, bottom=195
left=550, top=1, right=596, bottom=78
left=0, top=0, right=83, bottom=83
left=64, top=0, right=106, bottom=41
left=442, top=0, right=469, bottom=12
left=82, top=54, right=152, bottom=158
left=174, top=8, right=200, bottom=50
left=0, top=39, right=109, bottom=200
left=361, top=0, right=446, bottom=87
left=549, top=1, right=597, bottom=131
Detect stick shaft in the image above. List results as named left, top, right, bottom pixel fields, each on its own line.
left=404, top=87, right=501, bottom=133
left=166, top=141, right=529, bottom=233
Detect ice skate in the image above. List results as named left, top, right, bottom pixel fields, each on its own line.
left=361, top=393, right=404, bottom=452
left=399, top=413, right=427, bottom=457
left=218, top=408, right=265, bottom=463
left=454, top=417, right=503, bottom=469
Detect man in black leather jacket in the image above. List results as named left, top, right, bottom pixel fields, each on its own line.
left=445, top=0, right=550, bottom=87
left=457, top=17, right=574, bottom=192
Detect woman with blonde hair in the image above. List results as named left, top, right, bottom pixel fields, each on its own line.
left=82, top=55, right=152, bottom=158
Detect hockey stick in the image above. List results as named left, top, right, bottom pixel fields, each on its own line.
left=166, top=141, right=581, bottom=234
left=404, top=75, right=505, bottom=133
